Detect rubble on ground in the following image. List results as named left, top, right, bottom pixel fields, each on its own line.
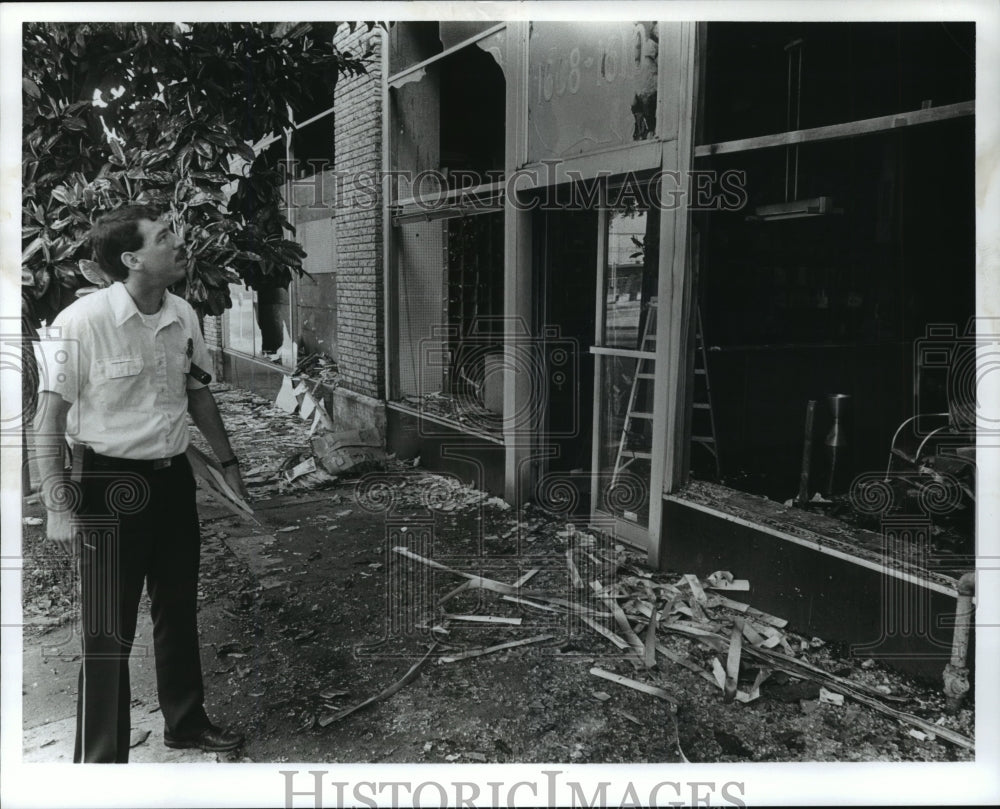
left=22, top=381, right=975, bottom=764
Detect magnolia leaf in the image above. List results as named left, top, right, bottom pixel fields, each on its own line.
left=23, top=78, right=42, bottom=99
left=78, top=259, right=110, bottom=287
left=145, top=170, right=175, bottom=184
left=62, top=116, right=87, bottom=132
left=22, top=237, right=44, bottom=263
left=193, top=140, right=214, bottom=160
left=234, top=142, right=256, bottom=163
left=54, top=264, right=79, bottom=285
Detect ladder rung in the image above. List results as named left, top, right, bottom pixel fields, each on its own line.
left=694, top=368, right=706, bottom=375
left=624, top=450, right=653, bottom=460
left=638, top=373, right=655, bottom=379
left=692, top=435, right=716, bottom=443
left=629, top=411, right=653, bottom=419
left=692, top=403, right=711, bottom=410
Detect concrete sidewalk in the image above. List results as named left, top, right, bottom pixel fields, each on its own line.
left=22, top=603, right=217, bottom=764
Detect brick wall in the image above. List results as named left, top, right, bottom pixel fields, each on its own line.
left=333, top=25, right=384, bottom=400
left=203, top=314, right=223, bottom=350
left=202, top=313, right=225, bottom=381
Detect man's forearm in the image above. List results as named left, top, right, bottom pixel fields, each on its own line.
left=32, top=392, right=71, bottom=507
left=186, top=387, right=237, bottom=463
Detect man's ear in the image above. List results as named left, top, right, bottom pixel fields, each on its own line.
left=120, top=250, right=141, bottom=271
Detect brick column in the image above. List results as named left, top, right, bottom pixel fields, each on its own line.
left=202, top=313, right=225, bottom=382
left=333, top=25, right=384, bottom=400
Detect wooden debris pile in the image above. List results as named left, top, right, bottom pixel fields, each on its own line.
left=363, top=532, right=973, bottom=752
left=295, top=352, right=340, bottom=388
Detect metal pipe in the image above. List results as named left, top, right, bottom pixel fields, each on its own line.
left=943, top=572, right=975, bottom=712
left=797, top=399, right=816, bottom=503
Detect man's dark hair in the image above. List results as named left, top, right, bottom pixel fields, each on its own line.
left=90, top=204, right=163, bottom=281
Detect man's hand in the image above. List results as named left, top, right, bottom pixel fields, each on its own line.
left=46, top=506, right=76, bottom=556
left=222, top=464, right=249, bottom=502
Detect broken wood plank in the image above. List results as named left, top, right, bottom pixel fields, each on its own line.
left=438, top=633, right=553, bottom=663
left=642, top=605, right=657, bottom=668
left=320, top=643, right=438, bottom=726
left=590, top=667, right=678, bottom=707
left=616, top=710, right=643, bottom=726
left=442, top=614, right=522, bottom=625
left=501, top=595, right=562, bottom=613
left=512, top=568, right=539, bottom=587
left=710, top=657, right=759, bottom=704
left=581, top=616, right=631, bottom=650
left=744, top=605, right=788, bottom=628
left=746, top=620, right=784, bottom=648
left=683, top=574, right=708, bottom=603
left=437, top=580, right=471, bottom=606
left=393, top=548, right=522, bottom=596
left=688, top=597, right=711, bottom=624
left=592, top=580, right=645, bottom=658
left=705, top=579, right=750, bottom=592
left=663, top=621, right=723, bottom=639
left=394, top=548, right=601, bottom=612
left=740, top=619, right=767, bottom=647
left=661, top=621, right=727, bottom=652
left=657, top=644, right=721, bottom=688
left=724, top=618, right=744, bottom=703
left=711, top=657, right=727, bottom=690
left=709, top=594, right=750, bottom=613
left=669, top=603, right=694, bottom=619
left=527, top=595, right=612, bottom=619
left=708, top=593, right=786, bottom=628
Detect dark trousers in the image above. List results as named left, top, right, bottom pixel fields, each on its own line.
left=73, top=455, right=209, bottom=763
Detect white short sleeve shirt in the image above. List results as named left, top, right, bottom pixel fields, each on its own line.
left=37, top=282, right=212, bottom=459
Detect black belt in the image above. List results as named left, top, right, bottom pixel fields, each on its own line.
left=87, top=451, right=184, bottom=472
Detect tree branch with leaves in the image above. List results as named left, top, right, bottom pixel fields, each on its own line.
left=22, top=21, right=378, bottom=326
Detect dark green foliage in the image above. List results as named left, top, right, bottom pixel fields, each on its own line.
left=22, top=21, right=377, bottom=323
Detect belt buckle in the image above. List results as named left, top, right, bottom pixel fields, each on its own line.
left=153, top=457, right=172, bottom=470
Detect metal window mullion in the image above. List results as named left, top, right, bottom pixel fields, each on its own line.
left=590, top=203, right=609, bottom=518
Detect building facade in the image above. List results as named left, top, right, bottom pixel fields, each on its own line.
left=381, top=20, right=977, bottom=679
left=206, top=20, right=977, bottom=679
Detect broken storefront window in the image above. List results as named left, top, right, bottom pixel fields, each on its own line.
left=395, top=212, right=505, bottom=437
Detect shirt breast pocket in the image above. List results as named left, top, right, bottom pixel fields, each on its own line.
left=93, top=354, right=145, bottom=409
left=166, top=350, right=192, bottom=396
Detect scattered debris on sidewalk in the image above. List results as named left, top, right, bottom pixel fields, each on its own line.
left=22, top=381, right=975, bottom=765
left=387, top=532, right=974, bottom=752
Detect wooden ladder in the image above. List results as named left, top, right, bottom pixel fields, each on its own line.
left=691, top=306, right=721, bottom=479
left=610, top=300, right=657, bottom=490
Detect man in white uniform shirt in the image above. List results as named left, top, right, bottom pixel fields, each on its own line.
left=35, top=205, right=247, bottom=762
